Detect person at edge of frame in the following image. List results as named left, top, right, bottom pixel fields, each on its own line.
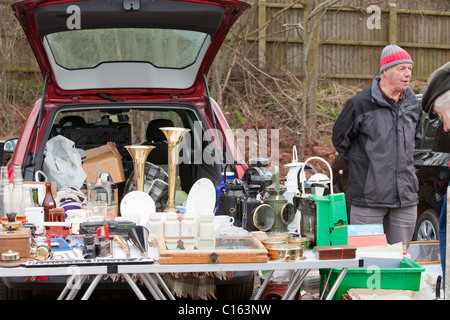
left=332, top=45, right=422, bottom=248
left=421, top=61, right=450, bottom=279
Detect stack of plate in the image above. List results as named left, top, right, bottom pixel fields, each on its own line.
left=184, top=178, right=216, bottom=219
left=120, top=191, right=156, bottom=226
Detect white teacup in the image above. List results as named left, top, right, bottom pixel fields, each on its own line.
left=214, top=215, right=234, bottom=234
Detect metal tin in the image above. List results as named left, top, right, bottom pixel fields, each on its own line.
left=36, top=245, right=51, bottom=261
left=267, top=244, right=304, bottom=262
left=1, top=250, right=20, bottom=262
left=261, top=238, right=285, bottom=249
left=267, top=232, right=292, bottom=241
left=288, top=237, right=311, bottom=250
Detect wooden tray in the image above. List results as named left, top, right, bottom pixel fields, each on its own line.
left=158, top=235, right=268, bottom=264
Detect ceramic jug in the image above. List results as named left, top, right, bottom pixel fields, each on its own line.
left=284, top=146, right=306, bottom=203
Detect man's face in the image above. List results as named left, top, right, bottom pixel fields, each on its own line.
left=383, top=63, right=413, bottom=93
left=433, top=101, right=450, bottom=132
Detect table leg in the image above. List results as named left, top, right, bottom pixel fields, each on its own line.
left=319, top=269, right=333, bottom=300
left=58, top=274, right=77, bottom=300
left=283, top=269, right=310, bottom=300
left=81, top=274, right=103, bottom=300
left=123, top=273, right=147, bottom=300
left=139, top=273, right=165, bottom=300
left=154, top=273, right=175, bottom=300
left=59, top=274, right=88, bottom=300
left=324, top=268, right=348, bottom=300
left=252, top=270, right=274, bottom=300
left=281, top=270, right=301, bottom=300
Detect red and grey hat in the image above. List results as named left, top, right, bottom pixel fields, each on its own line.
left=380, top=45, right=414, bottom=73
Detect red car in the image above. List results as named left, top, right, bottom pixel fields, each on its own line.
left=2, top=0, right=252, bottom=299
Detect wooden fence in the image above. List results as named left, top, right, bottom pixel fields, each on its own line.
left=243, top=0, right=450, bottom=84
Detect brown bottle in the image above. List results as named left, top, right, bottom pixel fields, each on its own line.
left=42, top=182, right=56, bottom=222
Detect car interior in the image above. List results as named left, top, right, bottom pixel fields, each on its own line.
left=45, top=105, right=223, bottom=204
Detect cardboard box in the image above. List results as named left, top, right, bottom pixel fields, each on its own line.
left=344, top=288, right=418, bottom=300
left=82, top=142, right=125, bottom=183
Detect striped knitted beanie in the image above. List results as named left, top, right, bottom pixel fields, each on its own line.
left=380, top=45, right=414, bottom=73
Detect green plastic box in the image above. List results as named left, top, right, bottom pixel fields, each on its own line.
left=321, top=257, right=425, bottom=300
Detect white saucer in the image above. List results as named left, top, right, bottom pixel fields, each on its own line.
left=120, top=191, right=156, bottom=226
left=185, top=178, right=216, bottom=219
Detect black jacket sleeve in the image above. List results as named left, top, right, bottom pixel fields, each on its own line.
left=332, top=97, right=358, bottom=161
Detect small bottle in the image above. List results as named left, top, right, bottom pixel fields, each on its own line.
left=11, top=166, right=24, bottom=215
left=31, top=187, right=40, bottom=207
left=164, top=212, right=180, bottom=238
left=42, top=182, right=56, bottom=222
left=0, top=166, right=11, bottom=218
left=146, top=212, right=164, bottom=238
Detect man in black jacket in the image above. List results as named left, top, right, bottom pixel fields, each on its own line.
left=332, top=45, right=422, bottom=247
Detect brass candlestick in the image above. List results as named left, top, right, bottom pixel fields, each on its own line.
left=160, top=127, right=190, bottom=213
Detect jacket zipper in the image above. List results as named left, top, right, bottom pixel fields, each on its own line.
left=393, top=108, right=402, bottom=208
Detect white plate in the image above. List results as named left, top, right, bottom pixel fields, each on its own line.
left=185, top=178, right=216, bottom=218
left=120, top=191, right=156, bottom=226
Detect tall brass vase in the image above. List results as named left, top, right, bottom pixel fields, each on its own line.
left=160, top=127, right=190, bottom=213
left=125, top=145, right=155, bottom=192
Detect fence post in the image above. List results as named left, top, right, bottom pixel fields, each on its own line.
left=389, top=3, right=398, bottom=44
left=258, top=0, right=266, bottom=69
